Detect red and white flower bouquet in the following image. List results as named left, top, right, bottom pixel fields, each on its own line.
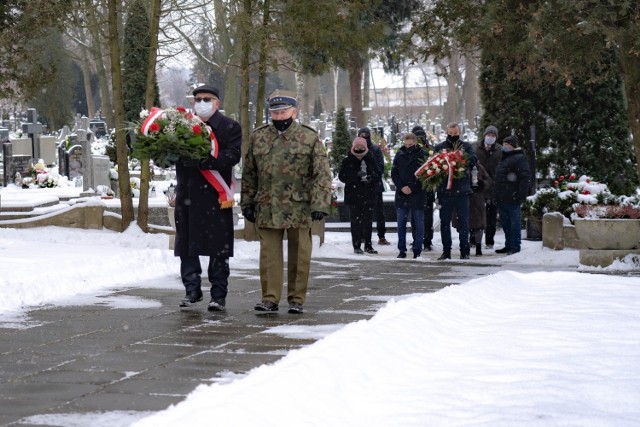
left=132, top=106, right=212, bottom=168
left=414, top=147, right=468, bottom=192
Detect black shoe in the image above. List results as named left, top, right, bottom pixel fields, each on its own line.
left=424, top=242, right=433, bottom=251
left=505, top=249, right=520, bottom=255
left=475, top=243, right=482, bottom=256
left=413, top=251, right=421, bottom=259
left=288, top=302, right=304, bottom=314
left=397, top=251, right=407, bottom=259
left=354, top=248, right=364, bottom=254
left=179, top=289, right=203, bottom=307
left=460, top=253, right=470, bottom=260
left=437, top=251, right=451, bottom=260
left=207, top=298, right=226, bottom=312
left=255, top=300, right=279, bottom=312
left=364, top=246, right=378, bottom=254
left=495, top=247, right=509, bottom=254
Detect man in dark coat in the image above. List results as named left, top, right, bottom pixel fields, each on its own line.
left=358, top=127, right=390, bottom=245
left=494, top=135, right=531, bottom=255
left=391, top=132, right=428, bottom=259
left=472, top=124, right=502, bottom=248
left=410, top=125, right=436, bottom=251
left=338, top=136, right=381, bottom=254
left=433, top=122, right=477, bottom=260
left=175, top=85, right=242, bottom=311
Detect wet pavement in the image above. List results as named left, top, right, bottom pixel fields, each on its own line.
left=0, top=256, right=572, bottom=426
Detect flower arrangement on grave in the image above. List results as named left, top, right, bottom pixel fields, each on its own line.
left=414, top=145, right=468, bottom=192
left=29, top=159, right=60, bottom=188
left=131, top=106, right=212, bottom=168
left=523, top=173, right=640, bottom=221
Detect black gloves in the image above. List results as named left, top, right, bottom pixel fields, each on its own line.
left=357, top=170, right=367, bottom=177
left=311, top=211, right=327, bottom=221
left=242, top=206, right=256, bottom=223
left=472, top=181, right=484, bottom=192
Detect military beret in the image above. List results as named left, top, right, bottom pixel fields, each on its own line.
left=192, top=85, right=220, bottom=98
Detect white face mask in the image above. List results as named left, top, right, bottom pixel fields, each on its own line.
left=485, top=136, right=496, bottom=145
left=194, top=101, right=214, bottom=118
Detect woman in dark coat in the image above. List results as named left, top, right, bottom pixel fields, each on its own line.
left=175, top=85, right=242, bottom=309
left=338, top=137, right=381, bottom=254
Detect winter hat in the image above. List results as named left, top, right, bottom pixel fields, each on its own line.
left=411, top=125, right=427, bottom=140
left=483, top=125, right=499, bottom=137
left=358, top=127, right=372, bottom=143
left=192, top=85, right=220, bottom=99
left=503, top=135, right=519, bottom=147
left=351, top=136, right=369, bottom=159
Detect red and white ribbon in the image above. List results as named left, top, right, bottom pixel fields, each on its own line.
left=140, top=107, right=165, bottom=135
left=200, top=128, right=235, bottom=209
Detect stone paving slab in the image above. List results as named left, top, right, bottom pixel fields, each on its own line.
left=0, top=256, right=572, bottom=426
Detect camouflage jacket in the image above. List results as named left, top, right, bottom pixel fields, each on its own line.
left=241, top=121, right=332, bottom=229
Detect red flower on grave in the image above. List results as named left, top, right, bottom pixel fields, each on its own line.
left=176, top=106, right=187, bottom=113
left=192, top=124, right=202, bottom=135
left=149, top=122, right=160, bottom=133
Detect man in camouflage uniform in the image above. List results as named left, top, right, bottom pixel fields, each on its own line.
left=241, top=91, right=332, bottom=314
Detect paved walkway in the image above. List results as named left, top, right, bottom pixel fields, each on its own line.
left=0, top=257, right=570, bottom=426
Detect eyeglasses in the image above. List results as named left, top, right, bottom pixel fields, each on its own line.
left=195, top=97, right=216, bottom=103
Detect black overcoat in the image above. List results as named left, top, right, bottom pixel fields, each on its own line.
left=338, top=151, right=380, bottom=207
left=174, top=110, right=242, bottom=258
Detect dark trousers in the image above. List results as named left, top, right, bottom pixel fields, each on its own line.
left=373, top=192, right=387, bottom=238
left=349, top=204, right=374, bottom=248
left=497, top=202, right=522, bottom=252
left=485, top=200, right=498, bottom=245
left=180, top=255, right=230, bottom=299
left=398, top=206, right=424, bottom=254
left=439, top=195, right=471, bottom=255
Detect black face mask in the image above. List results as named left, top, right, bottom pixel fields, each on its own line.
left=447, top=135, right=460, bottom=143
left=272, top=117, right=294, bottom=132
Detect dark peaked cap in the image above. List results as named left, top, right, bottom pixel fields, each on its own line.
left=267, top=90, right=298, bottom=111
left=192, top=85, right=220, bottom=98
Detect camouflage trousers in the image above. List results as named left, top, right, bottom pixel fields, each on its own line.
left=257, top=227, right=312, bottom=305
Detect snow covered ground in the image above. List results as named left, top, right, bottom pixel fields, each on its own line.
left=1, top=200, right=639, bottom=426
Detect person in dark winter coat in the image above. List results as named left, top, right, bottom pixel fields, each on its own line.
left=175, top=85, right=242, bottom=311
left=410, top=125, right=436, bottom=251
left=338, top=136, right=381, bottom=254
left=452, top=163, right=493, bottom=256
left=433, top=122, right=477, bottom=260
left=472, top=125, right=502, bottom=249
left=391, top=132, right=428, bottom=259
left=493, top=135, right=531, bottom=255
left=358, top=127, right=390, bottom=246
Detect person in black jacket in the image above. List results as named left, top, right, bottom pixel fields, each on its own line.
left=176, top=85, right=242, bottom=311
left=391, top=132, right=428, bottom=259
left=410, top=125, right=436, bottom=251
left=494, top=135, right=531, bottom=255
left=339, top=137, right=381, bottom=254
left=358, top=127, right=390, bottom=246
left=472, top=125, right=502, bottom=249
left=433, top=122, right=477, bottom=260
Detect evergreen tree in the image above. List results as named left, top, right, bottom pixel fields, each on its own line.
left=28, top=29, right=75, bottom=131
left=329, top=106, right=351, bottom=175
left=313, top=97, right=322, bottom=119
left=122, top=0, right=152, bottom=123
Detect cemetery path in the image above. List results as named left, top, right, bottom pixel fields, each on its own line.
left=0, top=258, right=570, bottom=426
